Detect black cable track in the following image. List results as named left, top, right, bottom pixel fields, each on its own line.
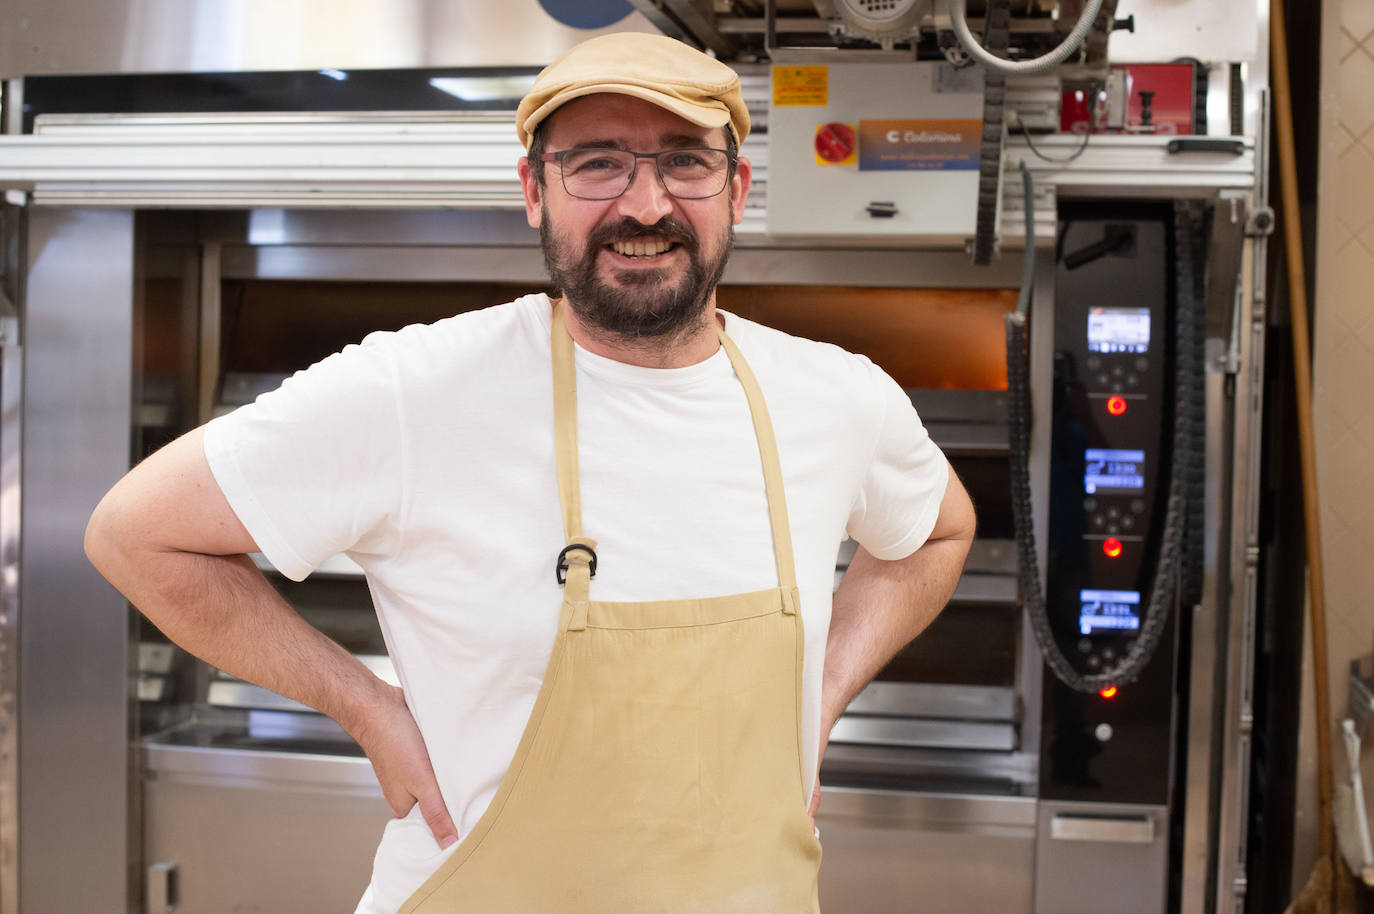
left=971, top=0, right=1010, bottom=266
left=1005, top=195, right=1206, bottom=692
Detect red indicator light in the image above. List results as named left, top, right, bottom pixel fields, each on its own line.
left=1103, top=537, right=1123, bottom=558
left=1100, top=686, right=1119, bottom=699
left=1106, top=395, right=1128, bottom=416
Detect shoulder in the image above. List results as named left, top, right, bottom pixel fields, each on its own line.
left=357, top=293, right=551, bottom=371
left=721, top=311, right=886, bottom=400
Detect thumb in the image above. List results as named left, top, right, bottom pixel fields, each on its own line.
left=416, top=782, right=459, bottom=849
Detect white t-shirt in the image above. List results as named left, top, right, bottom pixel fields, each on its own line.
left=203, top=293, right=948, bottom=913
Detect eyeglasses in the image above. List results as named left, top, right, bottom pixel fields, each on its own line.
left=538, top=147, right=735, bottom=200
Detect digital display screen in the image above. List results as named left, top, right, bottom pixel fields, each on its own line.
left=1088, top=307, right=1151, bottom=354
left=1084, top=448, right=1146, bottom=494
left=1080, top=589, right=1142, bottom=635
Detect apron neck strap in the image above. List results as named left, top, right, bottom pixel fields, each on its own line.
left=715, top=326, right=799, bottom=593
left=550, top=299, right=798, bottom=593
left=551, top=299, right=584, bottom=545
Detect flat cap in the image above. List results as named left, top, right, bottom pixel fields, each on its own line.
left=515, top=32, right=750, bottom=150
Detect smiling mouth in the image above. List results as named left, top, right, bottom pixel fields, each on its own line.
left=608, top=238, right=679, bottom=259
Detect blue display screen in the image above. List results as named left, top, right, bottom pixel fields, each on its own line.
left=1079, top=589, right=1142, bottom=635
left=1088, top=307, right=1151, bottom=354
left=1084, top=448, right=1145, bottom=494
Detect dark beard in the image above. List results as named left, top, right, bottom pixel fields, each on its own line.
left=540, top=210, right=733, bottom=341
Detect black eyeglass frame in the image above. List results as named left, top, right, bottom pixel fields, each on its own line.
left=536, top=147, right=738, bottom=200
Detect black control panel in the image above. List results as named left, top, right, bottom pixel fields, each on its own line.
left=1040, top=204, right=1178, bottom=804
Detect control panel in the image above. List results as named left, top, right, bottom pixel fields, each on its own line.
left=1040, top=205, right=1178, bottom=805
left=1046, top=221, right=1170, bottom=677
left=766, top=61, right=984, bottom=241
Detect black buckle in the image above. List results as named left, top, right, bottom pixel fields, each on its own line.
left=556, top=544, right=598, bottom=585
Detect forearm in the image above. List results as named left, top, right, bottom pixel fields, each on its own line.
left=821, top=535, right=971, bottom=730
left=86, top=528, right=389, bottom=741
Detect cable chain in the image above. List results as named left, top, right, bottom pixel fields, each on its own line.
left=1005, top=201, right=1204, bottom=693
left=971, top=0, right=1010, bottom=266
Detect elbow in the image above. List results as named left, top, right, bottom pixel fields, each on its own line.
left=84, top=489, right=130, bottom=580
left=83, top=494, right=114, bottom=572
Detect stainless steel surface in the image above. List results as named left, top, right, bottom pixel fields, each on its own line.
left=1209, top=79, right=1269, bottom=914
left=219, top=236, right=1030, bottom=288
left=0, top=0, right=654, bottom=77
left=845, top=681, right=1015, bottom=721
left=1049, top=812, right=1156, bottom=844
left=815, top=787, right=1035, bottom=914
left=196, top=242, right=220, bottom=424
left=830, top=714, right=1015, bottom=751
left=1010, top=133, right=1256, bottom=199
left=145, top=737, right=377, bottom=791
left=143, top=737, right=388, bottom=914
left=1352, top=660, right=1374, bottom=737
left=21, top=208, right=135, bottom=912
left=1034, top=801, right=1170, bottom=914
left=0, top=342, right=19, bottom=914
left=909, top=389, right=1010, bottom=455
left=0, top=116, right=1250, bottom=252
left=1, top=80, right=18, bottom=137
left=145, top=861, right=177, bottom=914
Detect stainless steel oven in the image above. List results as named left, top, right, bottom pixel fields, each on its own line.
left=0, top=44, right=1267, bottom=914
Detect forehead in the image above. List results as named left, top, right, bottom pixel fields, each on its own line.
left=541, top=94, right=727, bottom=149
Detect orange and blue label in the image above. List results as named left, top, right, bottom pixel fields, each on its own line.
left=857, top=119, right=982, bottom=171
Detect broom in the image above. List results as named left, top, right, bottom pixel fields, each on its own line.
left=1273, top=0, right=1345, bottom=908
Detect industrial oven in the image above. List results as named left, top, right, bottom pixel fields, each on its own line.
left=0, top=2, right=1271, bottom=912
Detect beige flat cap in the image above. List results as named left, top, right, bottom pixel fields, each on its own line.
left=515, top=32, right=750, bottom=150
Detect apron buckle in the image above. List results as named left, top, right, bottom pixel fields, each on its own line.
left=556, top=543, right=598, bottom=585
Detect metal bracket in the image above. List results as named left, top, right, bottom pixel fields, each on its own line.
left=1244, top=205, right=1275, bottom=237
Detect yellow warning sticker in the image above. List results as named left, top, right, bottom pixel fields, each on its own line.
left=773, top=66, right=828, bottom=107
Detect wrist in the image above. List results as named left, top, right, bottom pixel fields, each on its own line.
left=336, top=671, right=402, bottom=745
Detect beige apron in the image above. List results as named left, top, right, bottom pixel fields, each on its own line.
left=397, top=301, right=822, bottom=913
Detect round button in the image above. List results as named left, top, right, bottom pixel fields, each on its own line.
left=1102, top=647, right=1115, bottom=661
left=1087, top=355, right=1102, bottom=370
left=1122, top=516, right=1135, bottom=530
left=814, top=122, right=856, bottom=163
left=1111, top=381, right=1124, bottom=393
left=1107, top=506, right=1120, bottom=519
left=1097, top=372, right=1111, bottom=386
left=1077, top=639, right=1092, bottom=654
left=1095, top=723, right=1114, bottom=742
left=1136, top=357, right=1150, bottom=371
left=1092, top=514, right=1106, bottom=528
left=1126, top=374, right=1139, bottom=388
left=1084, top=497, right=1098, bottom=512
left=1107, top=523, right=1120, bottom=535
left=1112, top=365, right=1124, bottom=378
left=1131, top=499, right=1146, bottom=514
left=1087, top=655, right=1101, bottom=670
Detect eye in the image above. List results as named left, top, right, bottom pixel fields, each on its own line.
left=564, top=151, right=629, bottom=175
left=662, top=151, right=710, bottom=170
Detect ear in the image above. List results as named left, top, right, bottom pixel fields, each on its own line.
left=518, top=157, right=543, bottom=229
left=729, top=156, right=752, bottom=227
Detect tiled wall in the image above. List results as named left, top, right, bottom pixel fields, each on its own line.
left=1294, top=0, right=1374, bottom=890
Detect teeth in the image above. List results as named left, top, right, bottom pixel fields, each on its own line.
left=613, top=239, right=671, bottom=257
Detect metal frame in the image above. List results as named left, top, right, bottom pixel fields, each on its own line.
left=0, top=334, right=21, bottom=914
left=19, top=208, right=135, bottom=912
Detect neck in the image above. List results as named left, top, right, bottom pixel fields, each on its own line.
left=559, top=297, right=724, bottom=369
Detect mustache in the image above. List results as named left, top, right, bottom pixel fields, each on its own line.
left=587, top=217, right=698, bottom=252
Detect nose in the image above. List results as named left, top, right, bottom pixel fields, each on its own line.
left=614, top=160, right=674, bottom=225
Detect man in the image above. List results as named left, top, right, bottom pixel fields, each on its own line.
left=85, top=32, right=974, bottom=913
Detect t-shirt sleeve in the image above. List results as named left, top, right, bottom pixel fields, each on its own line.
left=202, top=334, right=405, bottom=582
left=845, top=362, right=950, bottom=561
